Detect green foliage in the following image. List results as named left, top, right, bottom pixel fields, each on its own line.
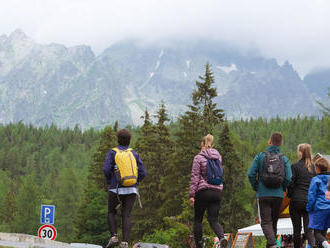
left=217, top=123, right=252, bottom=232
left=0, top=64, right=327, bottom=247
left=54, top=167, right=82, bottom=242
left=74, top=126, right=117, bottom=245
left=161, top=63, right=225, bottom=219
left=133, top=104, right=174, bottom=239
left=192, top=63, right=224, bottom=134
left=11, top=172, right=42, bottom=234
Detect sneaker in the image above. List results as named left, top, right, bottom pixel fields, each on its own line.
left=106, top=235, right=119, bottom=248
left=219, top=238, right=228, bottom=248
left=119, top=242, right=129, bottom=248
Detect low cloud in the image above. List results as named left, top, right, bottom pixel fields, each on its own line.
left=0, top=0, right=329, bottom=75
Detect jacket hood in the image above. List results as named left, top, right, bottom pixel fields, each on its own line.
left=199, top=148, right=221, bottom=160
left=266, top=145, right=281, bottom=153
left=317, top=172, right=330, bottom=184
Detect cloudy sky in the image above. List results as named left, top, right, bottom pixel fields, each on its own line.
left=0, top=0, right=329, bottom=76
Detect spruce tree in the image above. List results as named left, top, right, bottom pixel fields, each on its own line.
left=11, top=173, right=41, bottom=234
left=54, top=167, right=81, bottom=242
left=133, top=109, right=159, bottom=238
left=192, top=62, right=224, bottom=134
left=217, top=123, right=251, bottom=232
left=74, top=126, right=117, bottom=245
left=161, top=63, right=224, bottom=217
left=88, top=126, right=117, bottom=191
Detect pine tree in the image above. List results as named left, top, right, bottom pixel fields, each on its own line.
left=113, top=121, right=119, bottom=132
left=133, top=109, right=159, bottom=238
left=217, top=123, right=251, bottom=232
left=192, top=62, right=224, bottom=134
left=54, top=167, right=81, bottom=242
left=11, top=173, right=41, bottom=234
left=88, top=126, right=117, bottom=191
left=155, top=102, right=174, bottom=177
left=161, top=63, right=224, bottom=218
left=74, top=126, right=117, bottom=245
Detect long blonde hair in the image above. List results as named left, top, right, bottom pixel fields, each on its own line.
left=202, top=134, right=214, bottom=149
left=297, top=143, right=312, bottom=173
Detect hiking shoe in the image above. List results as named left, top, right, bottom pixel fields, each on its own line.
left=106, top=235, right=119, bottom=248
left=219, top=238, right=228, bottom=248
left=119, top=242, right=129, bottom=248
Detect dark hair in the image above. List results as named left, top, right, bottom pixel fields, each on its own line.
left=270, top=132, right=282, bottom=146
left=117, top=129, right=131, bottom=146
left=315, top=157, right=330, bottom=173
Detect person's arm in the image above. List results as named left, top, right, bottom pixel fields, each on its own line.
left=248, top=153, right=261, bottom=191
left=133, top=151, right=146, bottom=182
left=103, top=150, right=115, bottom=184
left=189, top=156, right=201, bottom=199
left=282, top=156, right=292, bottom=191
left=306, top=178, right=317, bottom=212
left=327, top=177, right=330, bottom=191
left=287, top=164, right=296, bottom=198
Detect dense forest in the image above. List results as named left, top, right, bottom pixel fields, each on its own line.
left=0, top=64, right=329, bottom=248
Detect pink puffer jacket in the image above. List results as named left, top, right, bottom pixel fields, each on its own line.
left=189, top=148, right=223, bottom=198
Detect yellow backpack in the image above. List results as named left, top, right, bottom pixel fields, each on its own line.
left=112, top=148, right=138, bottom=187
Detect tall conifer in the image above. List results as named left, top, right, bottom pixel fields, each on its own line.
left=74, top=126, right=117, bottom=245
left=217, top=123, right=251, bottom=232
left=133, top=109, right=159, bottom=238
left=192, top=62, right=224, bottom=134
left=161, top=63, right=224, bottom=217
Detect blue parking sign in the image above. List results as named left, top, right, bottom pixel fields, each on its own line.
left=40, top=205, right=55, bottom=224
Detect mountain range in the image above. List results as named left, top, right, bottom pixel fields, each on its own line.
left=0, top=30, right=328, bottom=129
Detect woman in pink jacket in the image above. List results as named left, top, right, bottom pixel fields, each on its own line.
left=189, top=134, right=227, bottom=248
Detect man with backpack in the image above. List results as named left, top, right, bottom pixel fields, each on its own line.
left=104, top=129, right=146, bottom=248
left=248, top=133, right=292, bottom=248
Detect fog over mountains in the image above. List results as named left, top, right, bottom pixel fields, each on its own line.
left=0, top=30, right=328, bottom=129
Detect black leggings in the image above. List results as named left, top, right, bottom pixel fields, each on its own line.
left=193, top=189, right=224, bottom=248
left=108, top=192, right=136, bottom=242
left=289, top=200, right=315, bottom=248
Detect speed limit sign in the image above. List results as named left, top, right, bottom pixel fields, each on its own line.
left=38, top=224, right=57, bottom=240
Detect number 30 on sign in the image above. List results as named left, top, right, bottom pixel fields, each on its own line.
left=38, top=224, right=57, bottom=240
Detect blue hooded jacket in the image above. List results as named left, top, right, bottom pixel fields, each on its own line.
left=306, top=172, right=330, bottom=212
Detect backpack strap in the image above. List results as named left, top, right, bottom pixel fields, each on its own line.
left=112, top=147, right=131, bottom=153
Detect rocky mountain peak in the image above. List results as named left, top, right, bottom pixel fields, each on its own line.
left=0, top=30, right=326, bottom=129
left=8, top=29, right=30, bottom=42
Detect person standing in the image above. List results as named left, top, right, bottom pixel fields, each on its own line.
left=104, top=129, right=146, bottom=248
left=248, top=133, right=292, bottom=248
left=306, top=157, right=330, bottom=248
left=189, top=134, right=227, bottom=248
left=287, top=143, right=315, bottom=248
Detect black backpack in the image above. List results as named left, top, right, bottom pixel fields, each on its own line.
left=260, top=152, right=285, bottom=188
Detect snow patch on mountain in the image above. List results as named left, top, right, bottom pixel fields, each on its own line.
left=159, top=49, right=164, bottom=58
left=155, top=60, right=160, bottom=70
left=217, top=64, right=237, bottom=73
left=186, top=60, right=190, bottom=69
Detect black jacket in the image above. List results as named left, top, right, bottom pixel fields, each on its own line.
left=287, top=159, right=315, bottom=202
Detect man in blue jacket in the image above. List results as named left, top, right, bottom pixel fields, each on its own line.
left=104, top=129, right=146, bottom=248
left=248, top=133, right=292, bottom=248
